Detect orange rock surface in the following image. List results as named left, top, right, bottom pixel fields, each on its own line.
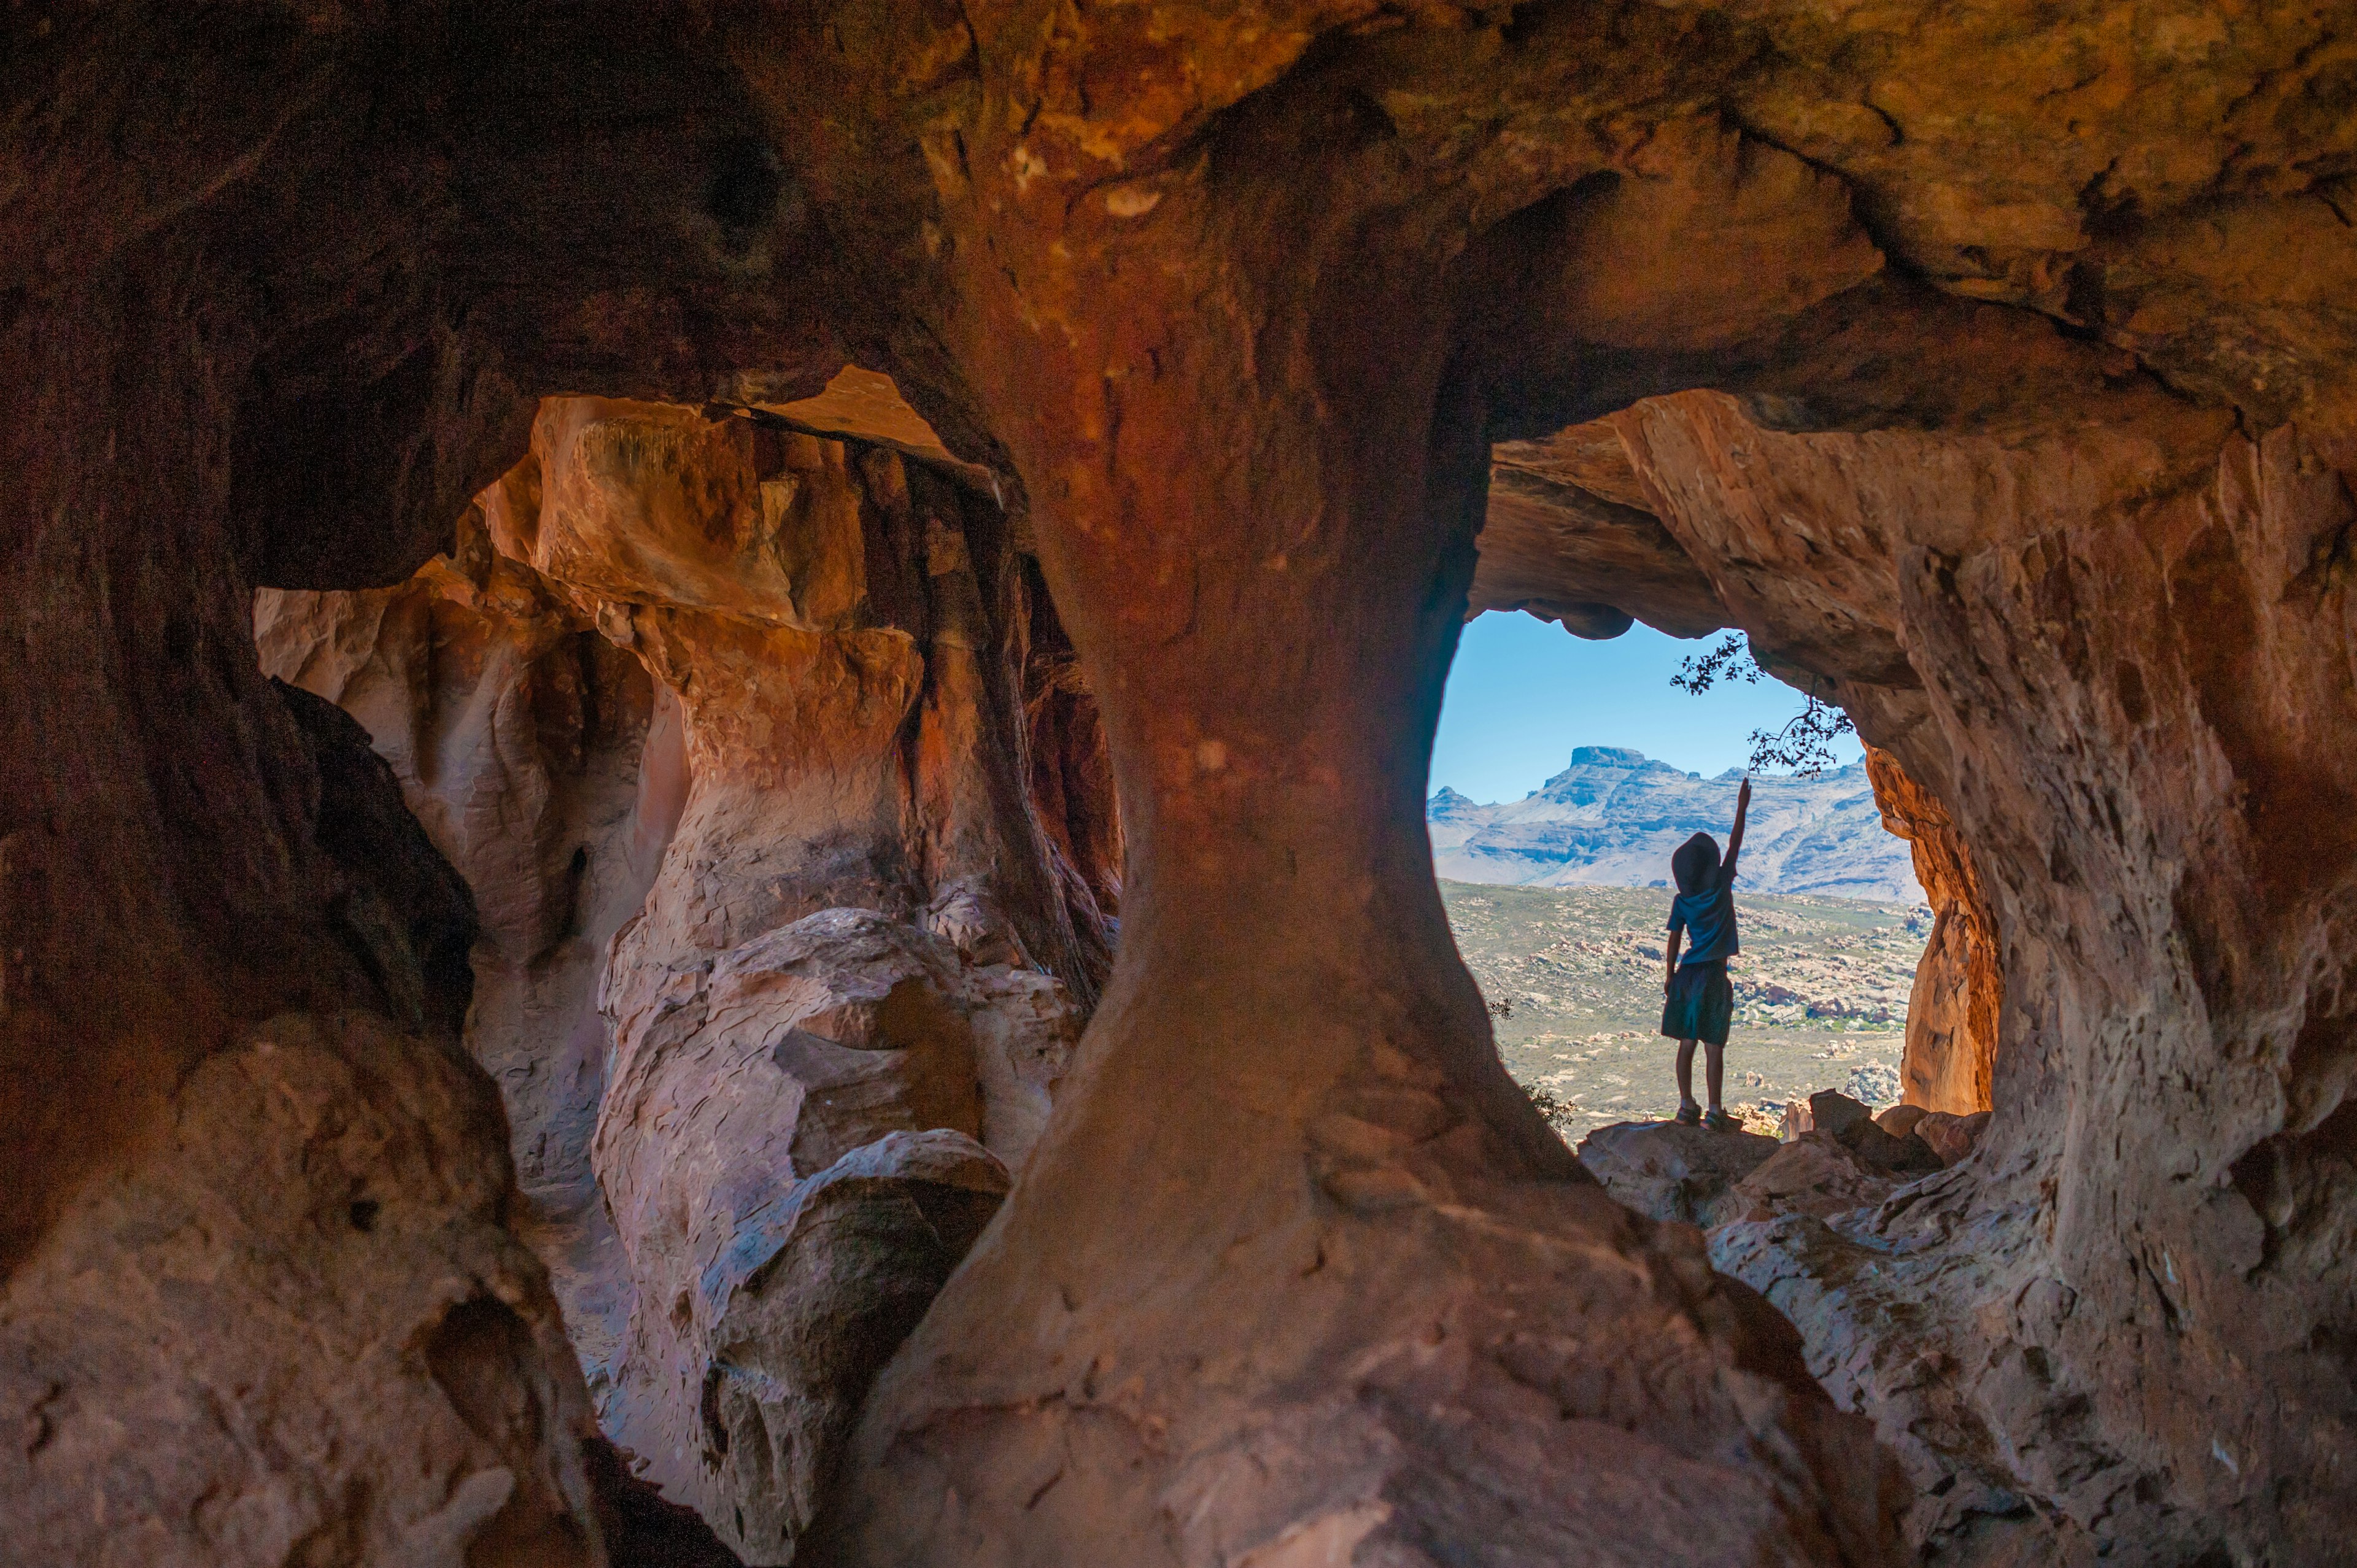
left=7, top=6, right=2356, bottom=1566
left=1864, top=745, right=2002, bottom=1116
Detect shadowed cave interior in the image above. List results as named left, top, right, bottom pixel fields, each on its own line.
left=6, top=8, right=2355, bottom=1568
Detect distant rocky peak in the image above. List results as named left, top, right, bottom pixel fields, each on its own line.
left=1431, top=743, right=1918, bottom=902
left=1566, top=745, right=1648, bottom=765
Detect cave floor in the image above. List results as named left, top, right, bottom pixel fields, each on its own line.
left=1441, top=880, right=1926, bottom=1139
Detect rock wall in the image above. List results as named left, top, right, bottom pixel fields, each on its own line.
left=772, top=26, right=1910, bottom=1568
left=1863, top=746, right=2001, bottom=1116
left=261, top=392, right=1117, bottom=1561
left=12, top=6, right=2357, bottom=1566
left=258, top=511, right=689, bottom=1436
left=493, top=396, right=1102, bottom=1561
left=1480, top=388, right=2357, bottom=1560
left=2, top=12, right=850, bottom=1563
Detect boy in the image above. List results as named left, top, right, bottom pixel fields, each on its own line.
left=1662, top=776, right=1751, bottom=1131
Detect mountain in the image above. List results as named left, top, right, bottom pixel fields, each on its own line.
left=1428, top=746, right=1923, bottom=903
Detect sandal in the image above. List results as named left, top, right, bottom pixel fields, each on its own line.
left=1703, top=1108, right=1739, bottom=1132
left=1673, top=1103, right=1701, bottom=1126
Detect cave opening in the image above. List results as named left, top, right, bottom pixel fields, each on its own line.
left=13, top=11, right=2357, bottom=1568
left=1428, top=608, right=1938, bottom=1145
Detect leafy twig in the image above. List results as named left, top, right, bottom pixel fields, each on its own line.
left=1670, top=631, right=1856, bottom=777
left=1670, top=633, right=1762, bottom=696
left=1746, top=698, right=1857, bottom=778
left=1525, top=1084, right=1577, bottom=1138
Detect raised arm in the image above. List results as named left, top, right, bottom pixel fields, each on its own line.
left=1724, top=776, right=1752, bottom=872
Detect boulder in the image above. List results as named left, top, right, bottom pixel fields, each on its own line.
left=1873, top=1103, right=1929, bottom=1140
left=1725, top=1134, right=1903, bottom=1226
left=1915, top=1110, right=1994, bottom=1168
left=0, top=1016, right=606, bottom=1567
left=592, top=908, right=1064, bottom=1561
left=1792, top=1090, right=1942, bottom=1175
left=1808, top=1089, right=1873, bottom=1140
left=1574, top=1119, right=1782, bottom=1227
left=1839, top=1123, right=1945, bottom=1178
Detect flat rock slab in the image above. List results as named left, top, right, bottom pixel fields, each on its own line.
left=1576, top=1119, right=1783, bottom=1227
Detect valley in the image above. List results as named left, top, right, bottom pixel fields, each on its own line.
left=1442, top=879, right=1929, bottom=1138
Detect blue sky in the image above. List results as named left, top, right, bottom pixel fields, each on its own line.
left=1429, top=612, right=1865, bottom=804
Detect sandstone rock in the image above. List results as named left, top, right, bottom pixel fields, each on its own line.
left=1576, top=1119, right=1783, bottom=1227
left=1725, top=1135, right=1905, bottom=1227
left=1798, top=1093, right=1947, bottom=1178
left=695, top=1128, right=1010, bottom=1565
left=1474, top=446, right=1723, bottom=639
left=1916, top=1111, right=1994, bottom=1170
left=1781, top=1099, right=1815, bottom=1140
left=803, top=77, right=1905, bottom=1568
left=1711, top=1188, right=2091, bottom=1564
left=1873, top=1104, right=1929, bottom=1140
left=1865, top=746, right=2002, bottom=1116
left=262, top=386, right=1111, bottom=1562
left=0, top=1014, right=605, bottom=1568
left=1809, top=1089, right=1873, bottom=1141
left=1843, top=1123, right=1945, bottom=1178
left=1471, top=384, right=2357, bottom=1559
left=451, top=395, right=1099, bottom=1554
left=18, top=6, right=2357, bottom=1565
left=258, top=517, right=680, bottom=1215
left=582, top=1435, right=745, bottom=1568
left=273, top=678, right=481, bottom=1037
left=501, top=398, right=1112, bottom=998
left=259, top=514, right=691, bottom=1440
left=592, top=908, right=1047, bottom=1561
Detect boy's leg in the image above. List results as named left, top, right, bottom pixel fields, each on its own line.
left=1703, top=1038, right=1726, bottom=1112
left=1675, top=1038, right=1699, bottom=1111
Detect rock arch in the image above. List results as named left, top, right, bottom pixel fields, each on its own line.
left=5, top=7, right=2354, bottom=1567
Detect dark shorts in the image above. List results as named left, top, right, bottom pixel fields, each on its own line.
left=1660, top=961, right=1733, bottom=1046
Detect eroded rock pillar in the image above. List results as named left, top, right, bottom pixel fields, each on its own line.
left=478, top=397, right=1093, bottom=1561
left=810, top=117, right=1902, bottom=1566
left=1863, top=746, right=2000, bottom=1114
left=1, top=273, right=610, bottom=1564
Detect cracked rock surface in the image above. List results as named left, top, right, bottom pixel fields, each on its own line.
left=9, top=4, right=2357, bottom=1563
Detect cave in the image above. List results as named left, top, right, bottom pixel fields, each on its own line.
left=1426, top=605, right=1945, bottom=1136
left=6, top=8, right=2354, bottom=1567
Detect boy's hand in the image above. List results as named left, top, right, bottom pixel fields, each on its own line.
left=1738, top=776, right=1752, bottom=808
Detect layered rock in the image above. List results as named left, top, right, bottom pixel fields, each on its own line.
left=1865, top=746, right=2002, bottom=1115
left=265, top=384, right=1113, bottom=1562
left=782, top=47, right=1906, bottom=1568
left=590, top=911, right=1026, bottom=1559
left=259, top=514, right=689, bottom=1433
left=1, top=663, right=608, bottom=1565
left=14, top=6, right=2357, bottom=1566
left=1584, top=1101, right=2062, bottom=1558
left=2, top=14, right=848, bottom=1563
left=258, top=517, right=681, bottom=1205
left=479, top=396, right=1097, bottom=1561
left=1575, top=1121, right=1782, bottom=1229
left=1471, top=387, right=2357, bottom=1558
